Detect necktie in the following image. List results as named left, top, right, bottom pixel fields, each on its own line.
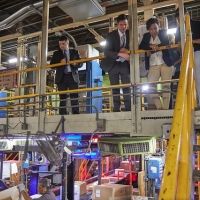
left=121, top=34, right=125, bottom=48
left=64, top=50, right=71, bottom=74
left=119, top=34, right=126, bottom=62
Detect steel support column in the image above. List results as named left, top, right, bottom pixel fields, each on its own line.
left=143, top=0, right=154, bottom=21
left=98, top=159, right=102, bottom=185
left=0, top=42, right=1, bottom=69
left=178, top=0, right=186, bottom=55
left=35, top=41, right=41, bottom=117
left=0, top=151, right=4, bottom=179
left=14, top=39, right=24, bottom=117
left=128, top=0, right=142, bottom=136
left=38, top=0, right=49, bottom=131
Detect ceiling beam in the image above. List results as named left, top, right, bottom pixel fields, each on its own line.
left=1, top=51, right=13, bottom=57
left=0, top=0, right=195, bottom=42
left=0, top=33, right=22, bottom=42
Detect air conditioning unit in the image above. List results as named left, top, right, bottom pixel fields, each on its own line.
left=58, top=0, right=105, bottom=21
left=98, top=137, right=156, bottom=156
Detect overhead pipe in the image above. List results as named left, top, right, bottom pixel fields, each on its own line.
left=30, top=5, right=53, bottom=24
left=53, top=16, right=78, bottom=47
left=0, top=1, right=58, bottom=31
left=0, top=10, right=35, bottom=31
left=0, top=2, right=43, bottom=27
left=15, top=14, right=67, bottom=33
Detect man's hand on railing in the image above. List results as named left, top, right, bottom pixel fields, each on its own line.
left=119, top=48, right=128, bottom=53
left=118, top=52, right=130, bottom=61
left=150, top=44, right=159, bottom=51
left=61, top=58, right=67, bottom=63
left=146, top=51, right=151, bottom=57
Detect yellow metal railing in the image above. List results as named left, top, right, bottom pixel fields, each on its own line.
left=159, top=13, right=196, bottom=200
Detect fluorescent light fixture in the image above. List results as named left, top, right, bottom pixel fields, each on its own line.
left=100, top=41, right=106, bottom=46
left=167, top=28, right=177, bottom=34
left=142, top=85, right=149, bottom=91
left=8, top=57, right=28, bottom=63
left=8, top=58, right=17, bottom=63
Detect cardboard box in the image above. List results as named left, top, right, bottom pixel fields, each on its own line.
left=88, top=179, right=110, bottom=191
left=3, top=161, right=21, bottom=185
left=132, top=188, right=140, bottom=196
left=0, top=186, right=25, bottom=200
left=74, top=181, right=87, bottom=196
left=88, top=182, right=98, bottom=191
left=74, top=185, right=80, bottom=200
left=92, top=184, right=132, bottom=200
left=0, top=68, right=18, bottom=89
left=120, top=161, right=131, bottom=171
left=114, top=169, right=124, bottom=177
left=132, top=196, right=149, bottom=200
left=109, top=196, right=131, bottom=200
left=101, top=178, right=110, bottom=184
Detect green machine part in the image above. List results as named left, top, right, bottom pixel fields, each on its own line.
left=98, top=136, right=156, bottom=156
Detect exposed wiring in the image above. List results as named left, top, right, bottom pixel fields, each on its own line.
left=7, top=117, right=23, bottom=129
left=8, top=122, right=21, bottom=129
left=87, top=129, right=98, bottom=152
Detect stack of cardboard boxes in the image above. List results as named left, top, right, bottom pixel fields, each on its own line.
left=74, top=180, right=134, bottom=200
left=88, top=178, right=110, bottom=191
left=92, top=184, right=133, bottom=200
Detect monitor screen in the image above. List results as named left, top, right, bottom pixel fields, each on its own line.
left=78, top=62, right=86, bottom=71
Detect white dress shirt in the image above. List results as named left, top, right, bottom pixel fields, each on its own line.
left=149, top=36, right=165, bottom=66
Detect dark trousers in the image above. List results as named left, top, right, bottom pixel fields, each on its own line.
left=57, top=73, right=79, bottom=114
left=108, top=61, right=131, bottom=112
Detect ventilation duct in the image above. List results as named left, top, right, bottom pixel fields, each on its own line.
left=58, top=0, right=105, bottom=21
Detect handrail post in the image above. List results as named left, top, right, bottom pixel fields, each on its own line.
left=38, top=0, right=49, bottom=131
left=128, top=0, right=142, bottom=136
left=178, top=0, right=186, bottom=55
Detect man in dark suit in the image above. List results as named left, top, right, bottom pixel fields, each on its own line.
left=100, top=14, right=131, bottom=112
left=50, top=36, right=82, bottom=115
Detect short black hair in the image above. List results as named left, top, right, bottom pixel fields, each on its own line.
left=117, top=14, right=128, bottom=23
left=39, top=178, right=50, bottom=189
left=59, top=35, right=69, bottom=42
left=175, top=7, right=188, bottom=18
left=146, top=18, right=159, bottom=30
